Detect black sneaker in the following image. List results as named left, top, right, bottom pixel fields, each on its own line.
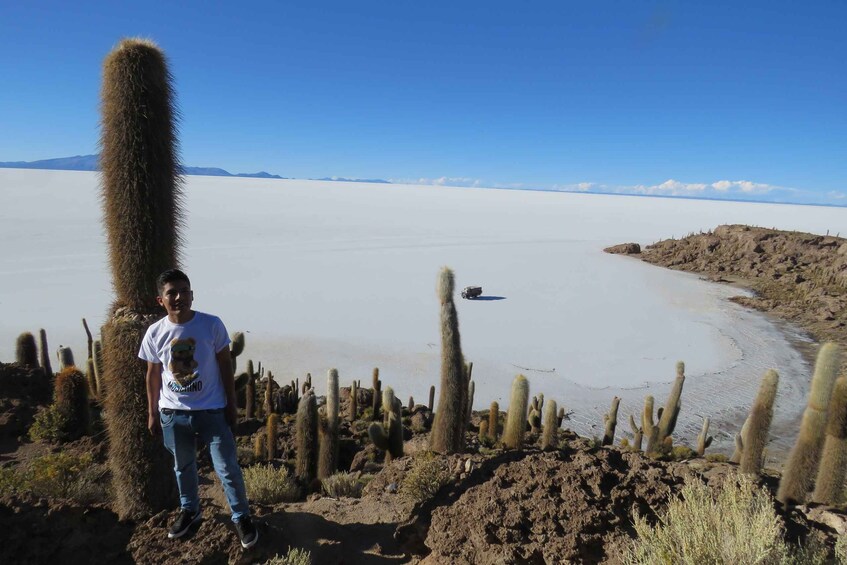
left=168, top=508, right=202, bottom=539
left=234, top=516, right=259, bottom=549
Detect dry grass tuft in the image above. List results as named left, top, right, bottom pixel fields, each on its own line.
left=263, top=547, right=311, bottom=565
left=0, top=452, right=109, bottom=504
left=623, top=474, right=826, bottom=564
left=401, top=451, right=450, bottom=503
left=243, top=464, right=300, bottom=504
left=321, top=472, right=364, bottom=498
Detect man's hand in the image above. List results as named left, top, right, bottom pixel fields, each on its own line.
left=148, top=412, right=161, bottom=436
left=225, top=403, right=238, bottom=432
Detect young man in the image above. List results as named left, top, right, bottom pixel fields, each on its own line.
left=139, top=268, right=258, bottom=549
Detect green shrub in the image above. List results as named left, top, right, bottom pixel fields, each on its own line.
left=705, top=453, right=729, bottom=463
left=321, top=472, right=363, bottom=498
left=401, top=452, right=450, bottom=503
left=243, top=464, right=300, bottom=504
left=29, top=406, right=70, bottom=443
left=0, top=453, right=108, bottom=503
left=264, top=547, right=311, bottom=565
left=623, top=474, right=826, bottom=564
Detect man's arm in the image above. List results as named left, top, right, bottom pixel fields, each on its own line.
left=216, top=347, right=238, bottom=430
left=146, top=361, right=163, bottom=435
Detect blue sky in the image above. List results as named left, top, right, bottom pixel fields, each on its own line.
left=1, top=1, right=845, bottom=205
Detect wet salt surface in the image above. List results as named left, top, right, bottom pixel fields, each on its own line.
left=2, top=169, right=843, bottom=454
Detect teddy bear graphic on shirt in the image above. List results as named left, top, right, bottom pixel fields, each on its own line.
left=168, top=337, right=200, bottom=389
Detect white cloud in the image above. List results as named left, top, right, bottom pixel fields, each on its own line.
left=392, top=177, right=485, bottom=188
left=827, top=190, right=847, bottom=200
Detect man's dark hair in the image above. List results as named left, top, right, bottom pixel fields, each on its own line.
left=156, top=269, right=191, bottom=294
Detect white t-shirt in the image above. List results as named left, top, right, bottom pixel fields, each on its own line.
left=138, top=311, right=231, bottom=410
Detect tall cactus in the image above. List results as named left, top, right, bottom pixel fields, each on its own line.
left=99, top=38, right=182, bottom=519
left=350, top=380, right=358, bottom=421
left=371, top=368, right=381, bottom=421
left=629, top=414, right=643, bottom=451
left=428, top=385, right=436, bottom=412
left=602, top=396, right=620, bottom=446
left=488, top=401, right=500, bottom=442
left=57, top=346, right=75, bottom=370
left=295, top=392, right=318, bottom=483
left=696, top=418, right=713, bottom=457
left=38, top=329, right=53, bottom=378
left=229, top=332, right=245, bottom=373
left=245, top=360, right=256, bottom=419
left=16, top=332, right=38, bottom=368
left=54, top=367, right=90, bottom=440
left=540, top=399, right=559, bottom=450
left=318, top=369, right=340, bottom=479
left=267, top=413, right=280, bottom=460
left=503, top=375, right=529, bottom=449
left=812, top=377, right=847, bottom=505
left=778, top=343, right=841, bottom=504
left=430, top=267, right=467, bottom=454
left=657, top=361, right=685, bottom=442
left=368, top=387, right=404, bottom=462
left=740, top=370, right=779, bottom=474
left=643, top=396, right=659, bottom=453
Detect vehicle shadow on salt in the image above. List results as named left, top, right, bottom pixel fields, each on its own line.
left=470, top=296, right=506, bottom=301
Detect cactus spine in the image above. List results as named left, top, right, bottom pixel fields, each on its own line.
left=740, top=369, right=779, bottom=474
left=295, top=392, right=318, bottom=483
left=318, top=369, right=340, bottom=479
left=430, top=267, right=467, bottom=454
left=54, top=367, right=90, bottom=440
left=99, top=37, right=183, bottom=519
left=488, top=401, right=500, bottom=442
left=696, top=418, right=713, bottom=457
left=38, top=329, right=53, bottom=377
left=16, top=332, right=38, bottom=368
left=778, top=343, right=841, bottom=504
left=812, top=377, right=847, bottom=505
left=657, top=361, right=685, bottom=443
left=503, top=375, right=529, bottom=449
left=602, top=396, right=620, bottom=446
left=267, top=413, right=279, bottom=460
left=540, top=399, right=559, bottom=450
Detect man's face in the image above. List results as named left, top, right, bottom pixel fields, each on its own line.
left=157, top=280, right=193, bottom=317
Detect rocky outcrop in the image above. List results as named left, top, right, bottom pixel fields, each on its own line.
left=603, top=242, right=641, bottom=255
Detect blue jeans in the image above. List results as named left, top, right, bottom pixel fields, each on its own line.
left=160, top=408, right=250, bottom=522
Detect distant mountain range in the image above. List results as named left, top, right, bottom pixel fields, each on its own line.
left=0, top=154, right=285, bottom=180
